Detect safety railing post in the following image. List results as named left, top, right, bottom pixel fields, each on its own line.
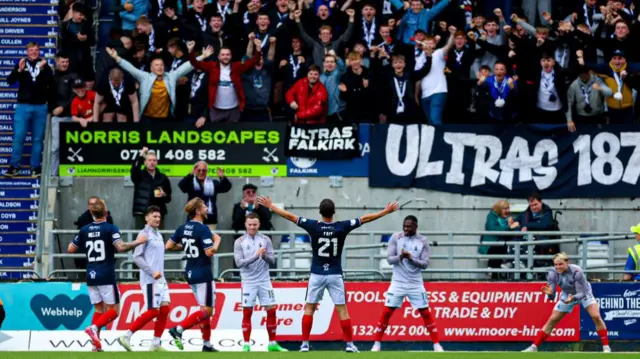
left=514, top=243, right=521, bottom=280
left=369, top=233, right=376, bottom=275
left=213, top=256, right=219, bottom=278
left=526, top=233, right=534, bottom=280
left=581, top=237, right=589, bottom=270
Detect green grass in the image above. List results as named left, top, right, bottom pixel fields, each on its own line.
left=0, top=352, right=635, bottom=359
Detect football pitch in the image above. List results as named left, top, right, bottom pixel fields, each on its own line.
left=0, top=352, right=635, bottom=359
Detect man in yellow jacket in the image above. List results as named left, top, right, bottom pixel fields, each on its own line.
left=623, top=224, right=640, bottom=281
left=577, top=49, right=640, bottom=124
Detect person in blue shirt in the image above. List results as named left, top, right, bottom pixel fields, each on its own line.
left=166, top=197, right=221, bottom=352
left=68, top=198, right=145, bottom=352
left=257, top=196, right=399, bottom=353
left=624, top=224, right=640, bottom=281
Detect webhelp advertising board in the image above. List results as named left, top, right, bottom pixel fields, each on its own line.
left=0, top=282, right=579, bottom=342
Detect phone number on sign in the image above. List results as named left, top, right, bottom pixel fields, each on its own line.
left=352, top=325, right=431, bottom=337
left=120, top=149, right=227, bottom=162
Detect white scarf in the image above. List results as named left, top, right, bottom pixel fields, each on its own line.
left=109, top=80, right=124, bottom=107
left=257, top=32, right=269, bottom=49
left=290, top=55, right=301, bottom=78
left=148, top=27, right=156, bottom=52
left=362, top=17, right=376, bottom=47
left=217, top=2, right=230, bottom=22
left=394, top=76, right=406, bottom=113
left=555, top=45, right=569, bottom=69
left=382, top=0, right=392, bottom=15
left=580, top=82, right=592, bottom=105
left=196, top=12, right=207, bottom=31
left=583, top=3, right=593, bottom=28
left=171, top=58, right=182, bottom=71
left=277, top=11, right=287, bottom=27
left=454, top=49, right=464, bottom=65
left=191, top=72, right=204, bottom=98
left=494, top=77, right=507, bottom=107
left=157, top=0, right=165, bottom=17
left=26, top=61, right=40, bottom=82
left=243, top=11, right=250, bottom=24
left=613, top=71, right=623, bottom=99
left=193, top=176, right=215, bottom=213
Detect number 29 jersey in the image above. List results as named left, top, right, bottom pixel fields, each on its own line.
left=296, top=217, right=361, bottom=275
left=170, top=220, right=214, bottom=285
left=72, top=221, right=121, bottom=286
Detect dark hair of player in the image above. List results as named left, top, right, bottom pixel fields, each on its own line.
left=319, top=198, right=336, bottom=218
left=145, top=206, right=161, bottom=216
left=89, top=199, right=107, bottom=218
left=404, top=215, right=418, bottom=225
left=185, top=198, right=205, bottom=219
left=246, top=212, right=260, bottom=220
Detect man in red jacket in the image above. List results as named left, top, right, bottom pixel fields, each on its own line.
left=189, top=43, right=261, bottom=123
left=285, top=65, right=328, bottom=124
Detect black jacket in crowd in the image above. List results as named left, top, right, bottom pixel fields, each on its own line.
left=178, top=174, right=232, bottom=225
left=231, top=202, right=273, bottom=232
left=130, top=155, right=172, bottom=216
left=50, top=69, right=81, bottom=117
left=7, top=59, right=55, bottom=105
left=75, top=210, right=114, bottom=229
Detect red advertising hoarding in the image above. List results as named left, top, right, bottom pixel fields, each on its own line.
left=110, top=282, right=579, bottom=342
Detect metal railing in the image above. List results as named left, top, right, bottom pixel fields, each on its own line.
left=44, top=229, right=639, bottom=281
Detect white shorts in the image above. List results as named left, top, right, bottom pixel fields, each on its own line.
left=553, top=294, right=597, bottom=313
left=190, top=281, right=216, bottom=308
left=88, top=284, right=120, bottom=305
left=306, top=273, right=345, bottom=305
left=142, top=281, right=171, bottom=309
left=242, top=282, right=276, bottom=307
left=384, top=283, right=429, bottom=309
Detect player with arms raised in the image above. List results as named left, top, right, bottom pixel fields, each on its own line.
left=68, top=198, right=145, bottom=352
left=234, top=212, right=287, bottom=352
left=118, top=206, right=171, bottom=352
left=166, top=198, right=222, bottom=352
left=257, top=196, right=399, bottom=352
left=371, top=215, right=443, bottom=352
left=522, top=252, right=610, bottom=353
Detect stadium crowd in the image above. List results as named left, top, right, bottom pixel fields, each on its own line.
left=5, top=0, right=640, bottom=178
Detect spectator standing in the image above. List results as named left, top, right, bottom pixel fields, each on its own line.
left=397, top=0, right=450, bottom=45
left=120, top=0, right=149, bottom=32
left=94, top=68, right=140, bottom=123
left=232, top=184, right=273, bottom=232
left=106, top=41, right=212, bottom=122
left=286, top=65, right=329, bottom=124
left=340, top=51, right=373, bottom=123
left=479, top=200, right=519, bottom=279
left=131, top=147, right=172, bottom=229
left=178, top=162, right=232, bottom=230
left=566, top=66, right=611, bottom=132
left=476, top=62, right=517, bottom=123
left=242, top=37, right=277, bottom=122
left=623, top=224, right=640, bottom=281
left=61, top=3, right=94, bottom=86
left=419, top=26, right=456, bottom=126
left=186, top=68, right=210, bottom=127
left=50, top=52, right=80, bottom=177
left=189, top=45, right=262, bottom=123
left=320, top=53, right=346, bottom=122
left=135, top=16, right=168, bottom=55
left=4, top=43, right=54, bottom=178
left=71, top=78, right=97, bottom=127
left=295, top=9, right=355, bottom=67
left=167, top=38, right=191, bottom=120
left=534, top=54, right=568, bottom=124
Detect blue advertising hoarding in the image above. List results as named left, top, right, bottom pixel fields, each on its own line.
left=0, top=256, right=34, bottom=267
left=0, top=244, right=35, bottom=255
left=0, top=15, right=58, bottom=26
left=0, top=221, right=37, bottom=232
left=0, top=232, right=37, bottom=244
left=287, top=124, right=370, bottom=177
left=0, top=103, right=17, bottom=112
left=0, top=210, right=37, bottom=221
left=0, top=199, right=38, bottom=210
left=581, top=283, right=640, bottom=340
left=0, top=188, right=39, bottom=198
left=0, top=37, right=56, bottom=47
left=0, top=25, right=58, bottom=37
left=0, top=282, right=93, bottom=330
left=0, top=4, right=58, bottom=15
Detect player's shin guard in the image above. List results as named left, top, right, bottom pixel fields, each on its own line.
left=266, top=308, right=277, bottom=342
left=242, top=308, right=253, bottom=343
left=419, top=308, right=440, bottom=344
left=597, top=329, right=609, bottom=346
left=154, top=306, right=170, bottom=338
left=91, top=311, right=103, bottom=335
left=301, top=314, right=313, bottom=341
left=533, top=330, right=550, bottom=347
left=95, top=309, right=118, bottom=329
left=130, top=308, right=159, bottom=333
left=340, top=319, right=353, bottom=342
left=179, top=309, right=209, bottom=330
left=374, top=307, right=395, bottom=342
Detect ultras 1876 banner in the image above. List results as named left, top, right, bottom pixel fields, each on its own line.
left=369, top=124, right=640, bottom=198
left=58, top=123, right=287, bottom=177
left=0, top=282, right=579, bottom=342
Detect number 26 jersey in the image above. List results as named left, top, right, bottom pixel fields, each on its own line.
left=296, top=217, right=361, bottom=275
left=170, top=220, right=214, bottom=284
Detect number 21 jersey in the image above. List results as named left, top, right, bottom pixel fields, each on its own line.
left=72, top=221, right=121, bottom=286
left=170, top=220, right=214, bottom=284
left=296, top=217, right=361, bottom=275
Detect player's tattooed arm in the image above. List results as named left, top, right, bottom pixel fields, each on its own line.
left=114, top=237, right=145, bottom=252
left=361, top=201, right=400, bottom=224
left=205, top=233, right=222, bottom=257
left=257, top=196, right=298, bottom=223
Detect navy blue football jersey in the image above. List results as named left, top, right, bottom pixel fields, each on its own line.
left=296, top=217, right=361, bottom=275
left=170, top=220, right=214, bottom=284
left=72, top=221, right=121, bottom=286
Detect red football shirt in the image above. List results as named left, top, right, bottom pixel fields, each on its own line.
left=71, top=90, right=96, bottom=119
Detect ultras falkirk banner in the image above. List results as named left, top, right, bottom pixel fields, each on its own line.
left=369, top=124, right=640, bottom=198
left=58, top=123, right=287, bottom=177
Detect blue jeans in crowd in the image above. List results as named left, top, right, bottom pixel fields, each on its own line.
left=421, top=93, right=447, bottom=126
left=11, top=103, right=47, bottom=169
